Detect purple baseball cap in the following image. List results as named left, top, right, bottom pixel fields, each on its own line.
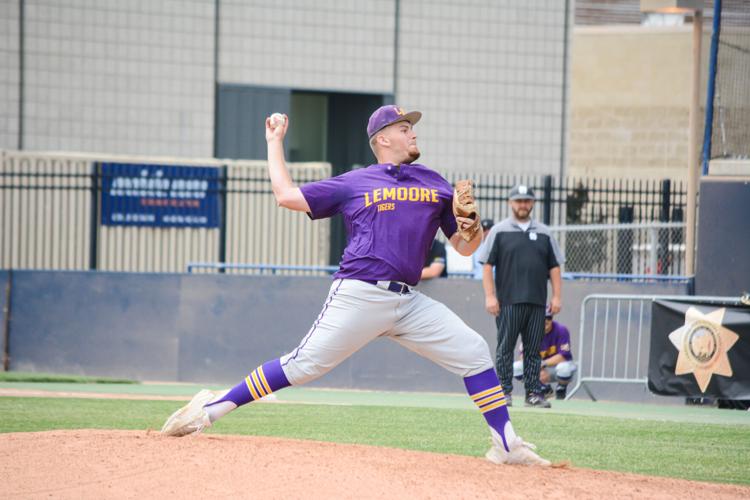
left=367, top=105, right=422, bottom=138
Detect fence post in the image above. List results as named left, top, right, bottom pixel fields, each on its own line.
left=649, top=226, right=658, bottom=275
left=659, top=179, right=671, bottom=274
left=217, top=165, right=228, bottom=273
left=616, top=206, right=633, bottom=274
left=2, top=270, right=11, bottom=371
left=543, top=175, right=553, bottom=225
left=672, top=207, right=685, bottom=274
left=660, top=179, right=671, bottom=222
left=89, top=163, right=99, bottom=270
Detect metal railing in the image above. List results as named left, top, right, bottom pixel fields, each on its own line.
left=563, top=273, right=692, bottom=282
left=568, top=293, right=742, bottom=401
left=187, top=262, right=481, bottom=280
left=186, top=262, right=694, bottom=284
left=0, top=150, right=331, bottom=273
left=187, top=262, right=339, bottom=276
left=2, top=150, right=688, bottom=274
left=442, top=172, right=687, bottom=227
left=551, top=222, right=687, bottom=277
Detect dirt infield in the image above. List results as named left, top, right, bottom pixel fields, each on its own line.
left=1, top=430, right=748, bottom=499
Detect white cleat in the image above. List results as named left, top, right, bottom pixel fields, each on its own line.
left=486, top=436, right=551, bottom=467
left=161, top=389, right=217, bottom=437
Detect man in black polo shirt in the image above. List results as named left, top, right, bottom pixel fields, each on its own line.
left=479, top=184, right=564, bottom=408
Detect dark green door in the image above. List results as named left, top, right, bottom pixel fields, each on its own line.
left=326, top=93, right=389, bottom=265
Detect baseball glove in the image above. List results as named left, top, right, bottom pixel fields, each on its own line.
left=453, top=179, right=481, bottom=242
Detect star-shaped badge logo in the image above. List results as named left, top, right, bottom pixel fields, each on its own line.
left=668, top=307, right=739, bottom=392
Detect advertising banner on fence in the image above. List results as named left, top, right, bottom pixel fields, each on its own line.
left=100, top=163, right=220, bottom=228
left=648, top=299, right=750, bottom=399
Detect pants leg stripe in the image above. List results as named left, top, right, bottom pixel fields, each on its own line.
left=496, top=304, right=528, bottom=394
left=282, top=279, right=343, bottom=367
left=521, top=305, right=546, bottom=394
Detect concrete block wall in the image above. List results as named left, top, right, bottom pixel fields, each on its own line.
left=399, top=1, right=567, bottom=174
left=1, top=0, right=569, bottom=176
left=568, top=25, right=712, bottom=182
left=220, top=0, right=568, bottom=174
left=0, top=0, right=20, bottom=149
left=7, top=0, right=215, bottom=157
left=570, top=107, right=689, bottom=175
left=220, top=0, right=395, bottom=94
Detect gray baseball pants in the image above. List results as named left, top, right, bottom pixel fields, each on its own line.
left=280, top=279, right=494, bottom=385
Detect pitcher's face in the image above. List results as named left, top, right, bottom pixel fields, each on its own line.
left=380, top=121, right=420, bottom=163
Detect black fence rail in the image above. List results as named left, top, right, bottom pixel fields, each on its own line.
left=0, top=154, right=331, bottom=272
left=1, top=155, right=687, bottom=273
left=443, top=172, right=686, bottom=227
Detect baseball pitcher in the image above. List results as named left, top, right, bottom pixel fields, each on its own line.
left=161, top=105, right=551, bottom=466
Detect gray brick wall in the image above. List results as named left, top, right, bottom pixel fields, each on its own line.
left=220, top=0, right=395, bottom=94
left=19, top=0, right=214, bottom=156
left=2, top=0, right=569, bottom=175
left=0, top=0, right=20, bottom=149
left=397, top=0, right=567, bottom=174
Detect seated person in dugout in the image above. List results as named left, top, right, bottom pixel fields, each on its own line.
left=513, top=308, right=577, bottom=400
left=421, top=239, right=448, bottom=280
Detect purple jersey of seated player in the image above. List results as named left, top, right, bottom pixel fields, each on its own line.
left=538, top=321, right=573, bottom=361
left=300, top=163, right=458, bottom=286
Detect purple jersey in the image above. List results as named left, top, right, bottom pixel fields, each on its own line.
left=300, top=163, right=457, bottom=285
left=539, top=321, right=573, bottom=361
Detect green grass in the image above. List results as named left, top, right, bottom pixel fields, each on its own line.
left=0, top=396, right=748, bottom=485
left=0, top=372, right=138, bottom=384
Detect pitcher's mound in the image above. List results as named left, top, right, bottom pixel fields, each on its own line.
left=1, top=430, right=747, bottom=499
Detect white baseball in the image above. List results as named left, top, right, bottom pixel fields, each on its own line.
left=269, top=113, right=286, bottom=128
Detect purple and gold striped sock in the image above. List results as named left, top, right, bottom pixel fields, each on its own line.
left=204, top=359, right=291, bottom=422
left=464, top=368, right=514, bottom=452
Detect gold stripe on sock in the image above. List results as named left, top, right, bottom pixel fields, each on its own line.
left=251, top=371, right=267, bottom=397
left=480, top=400, right=507, bottom=413
left=471, top=385, right=503, bottom=402
left=477, top=393, right=505, bottom=408
left=474, top=389, right=504, bottom=406
left=245, top=375, right=260, bottom=400
left=257, top=366, right=273, bottom=395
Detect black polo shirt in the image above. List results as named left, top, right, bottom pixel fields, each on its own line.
left=479, top=218, right=564, bottom=306
left=423, top=240, right=448, bottom=277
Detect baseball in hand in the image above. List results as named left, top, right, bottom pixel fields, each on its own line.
left=269, top=113, right=286, bottom=128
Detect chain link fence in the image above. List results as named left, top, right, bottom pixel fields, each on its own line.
left=551, top=222, right=687, bottom=278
